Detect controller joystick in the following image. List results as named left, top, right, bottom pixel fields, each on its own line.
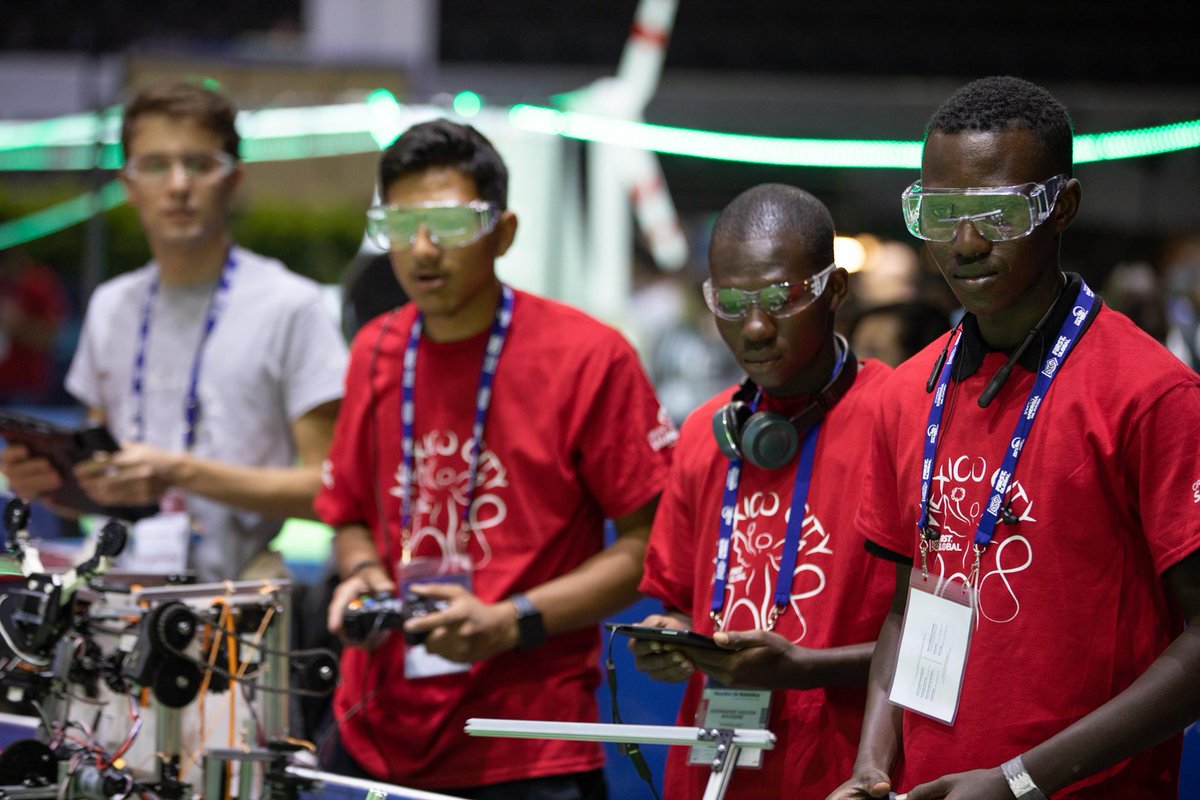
left=342, top=591, right=449, bottom=646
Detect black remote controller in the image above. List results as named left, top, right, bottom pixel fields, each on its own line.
left=342, top=591, right=449, bottom=646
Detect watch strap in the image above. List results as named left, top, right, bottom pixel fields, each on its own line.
left=1001, top=755, right=1048, bottom=800
left=509, top=592, right=546, bottom=650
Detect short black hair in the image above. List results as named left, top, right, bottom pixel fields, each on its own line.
left=378, top=119, right=508, bottom=208
left=926, top=76, right=1074, bottom=177
left=710, top=183, right=834, bottom=265
left=122, top=81, right=240, bottom=161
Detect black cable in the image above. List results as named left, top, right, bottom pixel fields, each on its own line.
left=977, top=273, right=1066, bottom=409
left=605, top=628, right=661, bottom=800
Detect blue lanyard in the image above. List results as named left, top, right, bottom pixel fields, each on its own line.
left=918, top=281, right=1095, bottom=551
left=710, top=346, right=844, bottom=630
left=399, top=284, right=514, bottom=562
left=130, top=251, right=236, bottom=451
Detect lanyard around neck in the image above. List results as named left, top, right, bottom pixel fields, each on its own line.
left=918, top=281, right=1096, bottom=551
left=398, top=284, right=514, bottom=564
left=710, top=342, right=845, bottom=631
left=130, top=251, right=237, bottom=451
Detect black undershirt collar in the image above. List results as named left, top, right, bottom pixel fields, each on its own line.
left=952, top=272, right=1102, bottom=380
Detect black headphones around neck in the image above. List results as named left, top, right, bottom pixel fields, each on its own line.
left=712, top=334, right=859, bottom=470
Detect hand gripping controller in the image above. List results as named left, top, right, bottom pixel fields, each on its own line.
left=342, top=591, right=449, bottom=646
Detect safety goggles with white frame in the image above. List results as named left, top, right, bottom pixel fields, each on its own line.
left=703, top=263, right=838, bottom=321
left=901, top=174, right=1069, bottom=242
left=122, top=151, right=236, bottom=186
left=366, top=200, right=500, bottom=250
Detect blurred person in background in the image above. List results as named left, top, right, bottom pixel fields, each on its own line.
left=1163, top=236, right=1200, bottom=371
left=340, top=250, right=409, bottom=340
left=848, top=300, right=950, bottom=368
left=1101, top=261, right=1168, bottom=343
left=0, top=81, right=347, bottom=581
left=0, top=248, right=70, bottom=405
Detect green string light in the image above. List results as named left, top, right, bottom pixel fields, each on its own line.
left=453, top=91, right=483, bottom=118
left=0, top=179, right=126, bottom=250
left=3, top=93, right=1199, bottom=247
left=508, top=104, right=1200, bottom=168
left=3, top=96, right=1197, bottom=168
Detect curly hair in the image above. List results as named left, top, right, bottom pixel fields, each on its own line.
left=926, top=76, right=1074, bottom=176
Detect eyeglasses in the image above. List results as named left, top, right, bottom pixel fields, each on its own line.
left=366, top=201, right=500, bottom=250
left=123, top=152, right=236, bottom=185
left=702, top=263, right=837, bottom=321
left=901, top=174, right=1068, bottom=242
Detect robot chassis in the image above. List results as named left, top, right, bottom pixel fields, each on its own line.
left=0, top=499, right=338, bottom=800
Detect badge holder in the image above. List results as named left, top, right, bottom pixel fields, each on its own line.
left=399, top=555, right=472, bottom=680
left=122, top=490, right=196, bottom=575
left=464, top=718, right=775, bottom=800
left=688, top=683, right=771, bottom=768
left=887, top=567, right=975, bottom=725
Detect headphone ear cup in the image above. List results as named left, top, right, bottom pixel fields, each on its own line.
left=712, top=401, right=751, bottom=460
left=740, top=411, right=799, bottom=471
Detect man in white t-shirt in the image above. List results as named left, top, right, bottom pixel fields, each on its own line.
left=0, top=81, right=347, bottom=580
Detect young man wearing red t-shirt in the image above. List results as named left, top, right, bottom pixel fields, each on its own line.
left=315, top=119, right=675, bottom=798
left=829, top=77, right=1200, bottom=800
left=633, top=184, right=896, bottom=799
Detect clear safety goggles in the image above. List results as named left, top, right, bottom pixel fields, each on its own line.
left=366, top=201, right=500, bottom=250
left=123, top=151, right=236, bottom=185
left=901, top=174, right=1068, bottom=242
left=703, top=263, right=837, bottom=321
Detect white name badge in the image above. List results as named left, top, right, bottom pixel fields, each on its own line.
left=888, top=568, right=975, bottom=725
left=404, top=643, right=471, bottom=679
left=688, top=684, right=772, bottom=768
left=126, top=512, right=192, bottom=574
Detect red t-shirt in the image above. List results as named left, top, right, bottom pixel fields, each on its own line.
left=858, top=306, right=1200, bottom=797
left=315, top=289, right=674, bottom=790
left=641, top=359, right=896, bottom=800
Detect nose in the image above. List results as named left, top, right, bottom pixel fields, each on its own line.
left=951, top=218, right=993, bottom=260
left=740, top=306, right=776, bottom=346
left=410, top=225, right=441, bottom=263
left=164, top=162, right=193, bottom=193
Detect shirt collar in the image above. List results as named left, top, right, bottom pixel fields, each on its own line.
left=953, top=272, right=1099, bottom=379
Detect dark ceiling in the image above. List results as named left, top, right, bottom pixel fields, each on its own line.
left=4, top=1, right=1198, bottom=91
left=441, top=1, right=1198, bottom=88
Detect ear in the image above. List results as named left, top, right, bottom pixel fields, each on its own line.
left=118, top=169, right=135, bottom=198
left=1049, top=177, right=1081, bottom=233
left=494, top=210, right=518, bottom=257
left=827, top=266, right=850, bottom=314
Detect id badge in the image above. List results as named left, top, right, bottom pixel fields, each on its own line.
left=127, top=512, right=192, bottom=574
left=401, top=555, right=472, bottom=680
left=687, top=680, right=771, bottom=768
left=887, top=567, right=975, bottom=725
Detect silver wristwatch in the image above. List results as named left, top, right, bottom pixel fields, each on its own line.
left=1001, top=755, right=1048, bottom=800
